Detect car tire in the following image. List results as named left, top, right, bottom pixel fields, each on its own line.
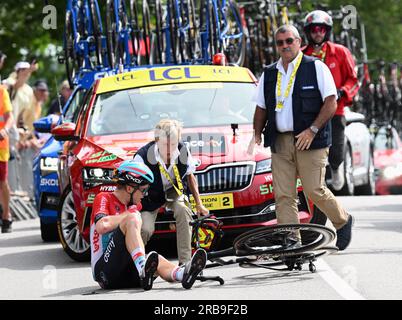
left=40, top=220, right=59, bottom=242
left=57, top=189, right=90, bottom=262
left=355, top=151, right=376, bottom=195
left=335, top=145, right=355, bottom=196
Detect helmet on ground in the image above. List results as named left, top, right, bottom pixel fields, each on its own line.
left=114, top=160, right=154, bottom=186
left=304, top=10, right=333, bottom=44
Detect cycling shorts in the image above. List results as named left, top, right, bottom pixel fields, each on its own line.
left=93, top=227, right=141, bottom=289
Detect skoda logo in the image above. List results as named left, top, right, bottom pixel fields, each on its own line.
left=194, top=158, right=202, bottom=168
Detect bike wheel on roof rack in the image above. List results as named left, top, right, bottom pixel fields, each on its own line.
left=142, top=0, right=151, bottom=65
left=129, top=0, right=141, bottom=64
left=154, top=0, right=165, bottom=64
left=223, top=0, right=246, bottom=66
left=233, top=223, right=336, bottom=257
left=185, top=0, right=201, bottom=61
left=105, top=0, right=118, bottom=68
left=64, top=10, right=80, bottom=88
left=90, top=0, right=104, bottom=67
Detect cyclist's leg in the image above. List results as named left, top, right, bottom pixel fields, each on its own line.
left=140, top=208, right=159, bottom=245
left=296, top=147, right=348, bottom=230
left=94, top=227, right=141, bottom=289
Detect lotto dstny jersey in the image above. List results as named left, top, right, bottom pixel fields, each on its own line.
left=90, top=192, right=142, bottom=278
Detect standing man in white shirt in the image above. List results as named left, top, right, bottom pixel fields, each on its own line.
left=249, top=25, right=353, bottom=251
left=134, top=119, right=209, bottom=264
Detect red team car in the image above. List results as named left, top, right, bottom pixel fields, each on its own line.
left=52, top=65, right=319, bottom=261
left=374, top=125, right=402, bottom=195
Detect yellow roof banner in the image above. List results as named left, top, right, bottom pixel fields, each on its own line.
left=96, top=65, right=255, bottom=94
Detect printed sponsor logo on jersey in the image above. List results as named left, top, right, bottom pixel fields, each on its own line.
left=103, top=238, right=115, bottom=263
left=92, top=230, right=100, bottom=253
left=100, top=196, right=108, bottom=213
left=100, top=186, right=117, bottom=192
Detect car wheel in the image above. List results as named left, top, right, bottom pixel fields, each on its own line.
left=336, top=145, right=355, bottom=196
left=40, top=220, right=59, bottom=242
left=355, top=151, right=376, bottom=195
left=57, top=189, right=90, bottom=262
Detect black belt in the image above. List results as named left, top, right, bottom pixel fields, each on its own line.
left=276, top=131, right=293, bottom=134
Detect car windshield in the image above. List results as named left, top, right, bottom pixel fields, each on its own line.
left=87, top=82, right=256, bottom=136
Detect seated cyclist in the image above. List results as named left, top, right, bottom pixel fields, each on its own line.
left=90, top=159, right=207, bottom=291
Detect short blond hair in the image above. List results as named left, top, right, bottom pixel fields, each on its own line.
left=154, top=119, right=182, bottom=141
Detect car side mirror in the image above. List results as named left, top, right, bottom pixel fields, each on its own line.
left=33, top=115, right=60, bottom=133
left=51, top=123, right=79, bottom=141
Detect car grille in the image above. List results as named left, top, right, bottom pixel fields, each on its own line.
left=195, top=163, right=255, bottom=193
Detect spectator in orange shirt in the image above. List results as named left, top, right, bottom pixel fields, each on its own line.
left=0, top=85, right=15, bottom=233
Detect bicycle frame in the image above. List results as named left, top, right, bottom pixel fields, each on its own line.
left=65, top=0, right=106, bottom=74
left=110, top=0, right=132, bottom=66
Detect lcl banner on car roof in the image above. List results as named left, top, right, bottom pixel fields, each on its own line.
left=96, top=65, right=256, bottom=94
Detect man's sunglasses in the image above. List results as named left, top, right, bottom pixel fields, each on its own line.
left=276, top=37, right=296, bottom=47
left=311, top=25, right=327, bottom=34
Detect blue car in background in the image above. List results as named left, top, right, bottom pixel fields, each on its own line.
left=33, top=86, right=87, bottom=241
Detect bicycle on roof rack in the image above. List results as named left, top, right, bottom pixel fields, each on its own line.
left=198, top=0, right=246, bottom=66
left=152, top=0, right=200, bottom=65
left=105, top=0, right=152, bottom=68
left=64, top=0, right=106, bottom=88
left=190, top=214, right=338, bottom=285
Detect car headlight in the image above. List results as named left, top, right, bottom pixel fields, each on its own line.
left=83, top=167, right=115, bottom=181
left=255, top=159, right=272, bottom=174
left=40, top=157, right=59, bottom=175
left=383, top=164, right=402, bottom=180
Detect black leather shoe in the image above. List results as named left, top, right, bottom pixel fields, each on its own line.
left=1, top=219, right=12, bottom=233
left=336, top=214, right=354, bottom=251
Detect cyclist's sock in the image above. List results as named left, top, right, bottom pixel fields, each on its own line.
left=131, top=247, right=146, bottom=274
left=171, top=265, right=185, bottom=282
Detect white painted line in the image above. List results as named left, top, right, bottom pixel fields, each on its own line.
left=315, top=259, right=365, bottom=300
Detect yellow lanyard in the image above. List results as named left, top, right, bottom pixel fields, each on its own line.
left=158, top=163, right=184, bottom=197
left=276, top=53, right=303, bottom=111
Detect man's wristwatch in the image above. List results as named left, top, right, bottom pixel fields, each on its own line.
left=310, top=125, right=319, bottom=134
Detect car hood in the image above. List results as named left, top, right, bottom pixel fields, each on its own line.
left=78, top=125, right=271, bottom=169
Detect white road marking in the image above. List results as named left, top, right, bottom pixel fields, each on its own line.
left=316, top=259, right=365, bottom=300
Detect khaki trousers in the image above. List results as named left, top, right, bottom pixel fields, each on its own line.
left=140, top=188, right=193, bottom=264
left=271, top=132, right=348, bottom=230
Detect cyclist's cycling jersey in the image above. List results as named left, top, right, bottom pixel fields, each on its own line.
left=90, top=192, right=142, bottom=278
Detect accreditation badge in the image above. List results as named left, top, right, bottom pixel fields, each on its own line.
left=275, top=101, right=284, bottom=112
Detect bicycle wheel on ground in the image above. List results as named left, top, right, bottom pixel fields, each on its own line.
left=233, top=223, right=336, bottom=257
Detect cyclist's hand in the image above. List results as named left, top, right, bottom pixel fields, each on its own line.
left=195, top=204, right=209, bottom=217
